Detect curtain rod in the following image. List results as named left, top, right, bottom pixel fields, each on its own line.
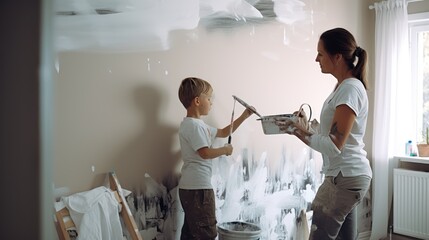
left=369, top=0, right=424, bottom=9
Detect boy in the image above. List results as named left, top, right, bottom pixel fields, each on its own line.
left=177, top=77, right=255, bottom=239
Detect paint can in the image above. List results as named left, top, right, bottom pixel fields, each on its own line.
left=217, top=221, right=261, bottom=240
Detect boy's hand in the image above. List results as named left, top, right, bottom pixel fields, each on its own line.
left=224, top=144, right=233, bottom=156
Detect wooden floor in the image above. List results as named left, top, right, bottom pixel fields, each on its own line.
left=382, top=233, right=422, bottom=240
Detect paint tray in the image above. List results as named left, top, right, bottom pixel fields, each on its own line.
left=233, top=95, right=297, bottom=135
left=258, top=114, right=296, bottom=135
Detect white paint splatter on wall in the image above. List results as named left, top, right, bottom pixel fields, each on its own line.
left=53, top=0, right=322, bottom=52
left=127, top=146, right=319, bottom=239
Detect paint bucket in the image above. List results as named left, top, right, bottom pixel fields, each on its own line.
left=217, top=221, right=261, bottom=240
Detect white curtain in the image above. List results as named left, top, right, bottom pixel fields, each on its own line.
left=371, top=0, right=413, bottom=239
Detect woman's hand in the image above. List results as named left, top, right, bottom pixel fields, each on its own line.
left=294, top=109, right=309, bottom=131
left=276, top=108, right=308, bottom=133
left=275, top=116, right=298, bottom=135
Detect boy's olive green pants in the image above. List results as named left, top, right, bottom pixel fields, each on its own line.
left=179, top=189, right=217, bottom=240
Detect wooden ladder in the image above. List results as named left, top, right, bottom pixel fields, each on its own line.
left=54, top=172, right=142, bottom=240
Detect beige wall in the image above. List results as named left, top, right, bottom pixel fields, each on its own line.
left=53, top=0, right=385, bottom=195
left=53, top=0, right=374, bottom=194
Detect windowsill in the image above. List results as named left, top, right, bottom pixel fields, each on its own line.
left=394, top=155, right=429, bottom=164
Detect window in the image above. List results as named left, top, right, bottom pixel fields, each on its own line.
left=409, top=12, right=429, bottom=143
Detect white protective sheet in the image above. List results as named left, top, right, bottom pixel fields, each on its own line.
left=61, top=186, right=123, bottom=240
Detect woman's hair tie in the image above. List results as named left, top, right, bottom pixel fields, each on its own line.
left=354, top=46, right=362, bottom=56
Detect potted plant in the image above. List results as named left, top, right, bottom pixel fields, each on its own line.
left=417, top=127, right=429, bottom=157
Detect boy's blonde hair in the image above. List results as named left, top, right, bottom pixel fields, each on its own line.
left=178, top=77, right=212, bottom=109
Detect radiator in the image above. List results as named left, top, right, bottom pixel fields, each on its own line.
left=393, top=168, right=429, bottom=239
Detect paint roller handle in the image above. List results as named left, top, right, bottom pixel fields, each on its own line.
left=228, top=97, right=236, bottom=144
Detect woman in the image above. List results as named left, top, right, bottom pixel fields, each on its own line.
left=277, top=28, right=372, bottom=239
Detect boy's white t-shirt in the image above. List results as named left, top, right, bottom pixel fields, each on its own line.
left=178, top=117, right=217, bottom=190
left=319, top=78, right=372, bottom=178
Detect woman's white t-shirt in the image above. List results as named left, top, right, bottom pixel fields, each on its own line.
left=319, top=78, right=372, bottom=178
left=178, top=117, right=217, bottom=189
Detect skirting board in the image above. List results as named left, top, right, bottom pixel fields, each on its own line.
left=358, top=231, right=371, bottom=240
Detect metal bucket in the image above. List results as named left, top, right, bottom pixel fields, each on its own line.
left=217, top=221, right=261, bottom=240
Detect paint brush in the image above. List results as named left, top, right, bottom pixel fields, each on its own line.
left=228, top=98, right=236, bottom=144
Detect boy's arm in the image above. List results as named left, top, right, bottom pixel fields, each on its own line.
left=217, top=108, right=254, bottom=138
left=198, top=145, right=233, bottom=159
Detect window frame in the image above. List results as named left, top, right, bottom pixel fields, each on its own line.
left=409, top=12, right=429, bottom=143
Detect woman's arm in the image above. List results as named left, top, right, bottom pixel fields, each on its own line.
left=327, top=104, right=355, bottom=149
left=277, top=104, right=355, bottom=150
left=306, top=104, right=355, bottom=157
